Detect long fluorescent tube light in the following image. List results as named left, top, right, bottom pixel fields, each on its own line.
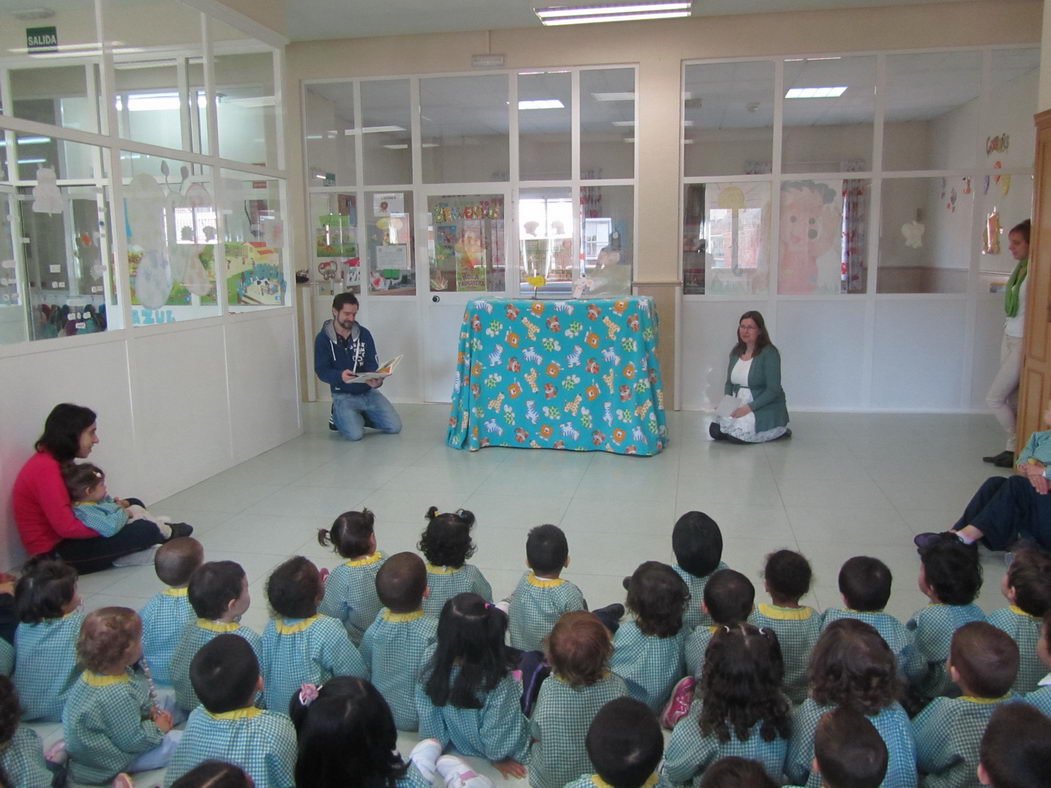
left=519, top=99, right=565, bottom=110
left=362, top=125, right=406, bottom=134
left=0, top=136, right=51, bottom=147
left=17, top=158, right=47, bottom=164
left=543, top=11, right=688, bottom=24
left=591, top=92, right=635, bottom=102
left=785, top=86, right=847, bottom=98
left=536, top=1, right=689, bottom=25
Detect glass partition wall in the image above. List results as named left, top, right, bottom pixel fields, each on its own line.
left=0, top=0, right=287, bottom=344
left=682, top=48, right=1038, bottom=297
left=303, top=66, right=637, bottom=300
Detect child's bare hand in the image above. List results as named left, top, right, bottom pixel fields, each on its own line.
left=152, top=709, right=173, bottom=732
left=493, top=759, right=527, bottom=779
left=116, top=498, right=130, bottom=508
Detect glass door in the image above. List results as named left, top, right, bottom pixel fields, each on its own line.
left=419, top=190, right=510, bottom=402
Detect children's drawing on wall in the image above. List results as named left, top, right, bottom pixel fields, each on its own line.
left=455, top=220, right=486, bottom=291
left=983, top=208, right=1002, bottom=255
left=705, top=183, right=769, bottom=295
left=902, top=220, right=926, bottom=250
left=226, top=242, right=284, bottom=305
left=778, top=180, right=842, bottom=295
left=31, top=167, right=63, bottom=214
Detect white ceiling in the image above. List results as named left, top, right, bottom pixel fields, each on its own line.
left=282, top=0, right=979, bottom=42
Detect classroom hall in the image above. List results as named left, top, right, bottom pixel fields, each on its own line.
left=0, top=0, right=1047, bottom=782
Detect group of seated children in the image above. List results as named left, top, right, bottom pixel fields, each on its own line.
left=1, top=506, right=1051, bottom=788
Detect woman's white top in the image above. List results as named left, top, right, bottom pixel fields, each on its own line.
left=1005, top=275, right=1028, bottom=338
left=730, top=357, right=753, bottom=388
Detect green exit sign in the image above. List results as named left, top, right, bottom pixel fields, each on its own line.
left=26, top=26, right=58, bottom=53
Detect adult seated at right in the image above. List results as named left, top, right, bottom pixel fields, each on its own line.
left=12, top=403, right=191, bottom=575
left=915, top=398, right=1051, bottom=552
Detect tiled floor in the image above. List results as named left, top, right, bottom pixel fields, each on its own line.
left=51, top=403, right=1017, bottom=786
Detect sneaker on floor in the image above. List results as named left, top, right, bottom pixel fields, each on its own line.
left=660, top=675, right=696, bottom=729
left=328, top=417, right=338, bottom=431
left=112, top=773, right=134, bottom=788
left=982, top=450, right=1014, bottom=467
left=436, top=755, right=495, bottom=788
left=45, top=739, right=67, bottom=765
left=112, top=545, right=160, bottom=568
left=913, top=531, right=949, bottom=550
left=407, top=738, right=443, bottom=782
left=165, top=522, right=194, bottom=541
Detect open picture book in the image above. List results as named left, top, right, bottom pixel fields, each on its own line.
left=352, top=354, right=404, bottom=381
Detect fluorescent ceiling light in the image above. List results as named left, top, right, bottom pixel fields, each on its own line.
left=785, top=86, right=847, bottom=98
left=785, top=56, right=842, bottom=62
left=0, top=136, right=51, bottom=147
left=115, top=92, right=209, bottom=112
left=17, top=158, right=47, bottom=164
left=535, top=2, right=690, bottom=24
left=591, top=92, right=635, bottom=102
left=383, top=143, right=440, bottom=150
left=519, top=99, right=565, bottom=110
left=362, top=125, right=406, bottom=134
left=612, top=120, right=634, bottom=127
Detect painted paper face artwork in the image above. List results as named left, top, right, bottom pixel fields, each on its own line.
left=31, top=167, right=63, bottom=215
left=778, top=181, right=841, bottom=295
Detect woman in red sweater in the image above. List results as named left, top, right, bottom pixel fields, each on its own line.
left=12, top=403, right=190, bottom=574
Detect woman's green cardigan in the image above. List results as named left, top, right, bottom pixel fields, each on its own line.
left=723, top=345, right=789, bottom=434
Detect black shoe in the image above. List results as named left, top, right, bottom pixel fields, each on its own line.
left=622, top=576, right=631, bottom=591
left=328, top=418, right=338, bottom=431
left=983, top=450, right=1013, bottom=466
left=709, top=422, right=724, bottom=441
left=775, top=428, right=792, bottom=441
left=166, top=522, right=194, bottom=541
left=913, top=531, right=950, bottom=550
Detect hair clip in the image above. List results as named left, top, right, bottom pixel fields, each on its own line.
left=455, top=509, right=467, bottom=518
left=298, top=683, right=320, bottom=706
left=723, top=625, right=732, bottom=633
left=484, top=602, right=494, bottom=609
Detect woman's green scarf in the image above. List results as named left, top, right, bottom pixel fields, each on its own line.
left=1005, top=258, right=1029, bottom=318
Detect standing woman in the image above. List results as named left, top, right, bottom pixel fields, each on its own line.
left=710, top=311, right=790, bottom=444
left=11, top=403, right=189, bottom=574
left=984, top=219, right=1032, bottom=467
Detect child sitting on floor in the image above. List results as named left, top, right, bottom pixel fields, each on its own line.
left=796, top=707, right=889, bottom=788
left=610, top=561, right=689, bottom=713
left=1024, top=611, right=1051, bottom=715
left=685, top=569, right=755, bottom=679
left=416, top=592, right=528, bottom=779
left=170, top=560, right=261, bottom=713
left=978, top=702, right=1051, bottom=788
left=908, top=533, right=985, bottom=700
left=61, top=462, right=189, bottom=542
left=787, top=618, right=917, bottom=788
left=529, top=611, right=628, bottom=788
left=260, top=555, right=367, bottom=712
left=0, top=674, right=63, bottom=788
left=985, top=546, right=1051, bottom=693
left=63, top=607, right=180, bottom=785
left=164, top=634, right=297, bottom=788
left=664, top=623, right=790, bottom=785
left=750, top=549, right=821, bottom=705
left=564, top=697, right=664, bottom=788
left=698, top=757, right=778, bottom=788
left=671, top=511, right=730, bottom=631
left=291, top=676, right=491, bottom=788
left=419, top=507, right=493, bottom=617
left=508, top=524, right=586, bottom=651
left=360, top=552, right=438, bottom=731
left=913, top=621, right=1021, bottom=788
left=822, top=555, right=925, bottom=684
left=317, top=508, right=386, bottom=645
left=12, top=557, right=84, bottom=722
left=169, top=761, right=253, bottom=788
left=140, top=537, right=204, bottom=685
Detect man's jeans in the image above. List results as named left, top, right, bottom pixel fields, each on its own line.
left=332, top=389, right=402, bottom=441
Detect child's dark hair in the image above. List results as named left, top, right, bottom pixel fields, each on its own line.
left=15, top=557, right=77, bottom=623
left=699, top=623, right=790, bottom=745
left=267, top=556, right=322, bottom=620
left=526, top=524, right=569, bottom=576
left=170, top=761, right=254, bottom=788
left=626, top=561, right=689, bottom=637
left=979, top=702, right=1051, bottom=788
left=808, top=618, right=901, bottom=715
left=672, top=511, right=723, bottom=578
left=375, top=552, right=427, bottom=613
left=418, top=506, right=476, bottom=567
left=0, top=676, right=22, bottom=788
left=950, top=621, right=1019, bottom=698
left=1005, top=547, right=1051, bottom=617
left=318, top=509, right=376, bottom=559
left=919, top=536, right=982, bottom=605
left=838, top=556, right=892, bottom=611
left=697, top=757, right=778, bottom=788
left=703, top=569, right=755, bottom=626
left=764, top=549, right=812, bottom=604
left=61, top=462, right=104, bottom=500
left=155, top=537, right=204, bottom=587
left=814, top=707, right=888, bottom=788
left=546, top=611, right=612, bottom=687
left=190, top=633, right=260, bottom=714
left=586, top=697, right=663, bottom=788
left=291, top=676, right=409, bottom=788
left=78, top=607, right=140, bottom=673
left=188, top=561, right=246, bottom=620
left=422, top=592, right=513, bottom=709
left=35, top=403, right=96, bottom=462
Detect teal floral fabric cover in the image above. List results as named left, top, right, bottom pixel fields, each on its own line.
left=447, top=297, right=668, bottom=455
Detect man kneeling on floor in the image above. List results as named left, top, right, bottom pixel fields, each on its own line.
left=315, top=292, right=402, bottom=441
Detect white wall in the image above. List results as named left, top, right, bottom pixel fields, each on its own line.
left=0, top=310, right=302, bottom=570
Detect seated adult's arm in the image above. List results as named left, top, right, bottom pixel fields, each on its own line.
left=1016, top=431, right=1049, bottom=493
left=313, top=332, right=345, bottom=387
left=20, top=460, right=98, bottom=541
left=747, top=346, right=784, bottom=411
